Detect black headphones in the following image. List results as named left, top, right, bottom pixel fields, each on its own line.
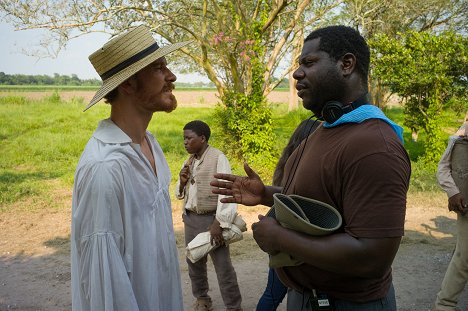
left=321, top=93, right=371, bottom=123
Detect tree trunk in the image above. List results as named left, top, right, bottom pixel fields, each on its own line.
left=288, top=73, right=298, bottom=111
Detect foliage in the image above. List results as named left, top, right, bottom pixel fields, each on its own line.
left=370, top=31, right=468, bottom=163
left=342, top=0, right=467, bottom=38
left=0, top=92, right=457, bottom=212
left=340, top=0, right=468, bottom=107
left=0, top=94, right=215, bottom=208
left=213, top=17, right=276, bottom=165
left=1, top=0, right=341, bottom=161
left=0, top=72, right=101, bottom=86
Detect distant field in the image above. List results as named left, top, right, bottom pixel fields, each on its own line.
left=0, top=87, right=291, bottom=107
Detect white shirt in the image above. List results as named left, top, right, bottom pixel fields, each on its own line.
left=71, top=119, right=183, bottom=311
left=175, top=149, right=237, bottom=229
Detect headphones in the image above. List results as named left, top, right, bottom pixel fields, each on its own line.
left=321, top=93, right=371, bottom=123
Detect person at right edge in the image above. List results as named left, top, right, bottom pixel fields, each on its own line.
left=433, top=122, right=468, bottom=311
left=211, top=25, right=411, bottom=310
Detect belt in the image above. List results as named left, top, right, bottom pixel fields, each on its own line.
left=185, top=209, right=216, bottom=216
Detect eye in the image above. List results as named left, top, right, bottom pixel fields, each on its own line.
left=299, top=58, right=316, bottom=67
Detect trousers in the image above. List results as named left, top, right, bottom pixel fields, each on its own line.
left=434, top=213, right=468, bottom=310
left=183, top=212, right=242, bottom=310
left=256, top=268, right=288, bottom=311
left=286, top=283, right=396, bottom=311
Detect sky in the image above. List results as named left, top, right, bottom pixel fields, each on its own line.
left=0, top=22, right=208, bottom=83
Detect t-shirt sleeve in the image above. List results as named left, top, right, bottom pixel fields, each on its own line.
left=341, top=151, right=410, bottom=238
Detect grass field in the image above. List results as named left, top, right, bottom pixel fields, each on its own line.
left=0, top=90, right=463, bottom=211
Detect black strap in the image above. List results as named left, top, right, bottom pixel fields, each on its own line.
left=100, top=42, right=160, bottom=80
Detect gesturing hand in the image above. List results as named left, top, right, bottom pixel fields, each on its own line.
left=210, top=162, right=265, bottom=206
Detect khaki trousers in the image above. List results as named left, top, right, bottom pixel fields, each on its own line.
left=434, top=213, right=468, bottom=310
left=183, top=212, right=242, bottom=310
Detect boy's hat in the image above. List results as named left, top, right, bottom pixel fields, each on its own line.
left=85, top=25, right=190, bottom=111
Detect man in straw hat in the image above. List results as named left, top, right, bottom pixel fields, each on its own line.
left=211, top=25, right=411, bottom=310
left=71, top=25, right=190, bottom=310
left=433, top=121, right=468, bottom=311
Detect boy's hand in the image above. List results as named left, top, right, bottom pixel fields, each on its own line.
left=179, top=165, right=190, bottom=186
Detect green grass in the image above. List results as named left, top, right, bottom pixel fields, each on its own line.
left=0, top=85, right=100, bottom=92
left=1, top=92, right=460, bottom=211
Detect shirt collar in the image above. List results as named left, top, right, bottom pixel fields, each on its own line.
left=93, top=118, right=133, bottom=144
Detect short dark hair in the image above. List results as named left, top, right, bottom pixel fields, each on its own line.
left=184, top=120, right=211, bottom=141
left=103, top=88, right=118, bottom=104
left=305, top=25, right=370, bottom=82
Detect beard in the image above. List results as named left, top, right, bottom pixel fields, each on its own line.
left=164, top=94, right=178, bottom=113
left=303, top=68, right=347, bottom=117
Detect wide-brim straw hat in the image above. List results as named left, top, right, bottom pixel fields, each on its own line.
left=267, top=193, right=342, bottom=268
left=85, top=25, right=191, bottom=111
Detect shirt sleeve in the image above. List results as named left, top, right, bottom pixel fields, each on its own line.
left=74, top=162, right=139, bottom=311
left=215, top=153, right=238, bottom=228
left=437, top=136, right=460, bottom=198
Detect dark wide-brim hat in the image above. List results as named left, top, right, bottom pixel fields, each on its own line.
left=267, top=193, right=342, bottom=268
left=85, top=25, right=191, bottom=111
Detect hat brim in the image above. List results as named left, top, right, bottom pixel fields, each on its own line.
left=84, top=40, right=191, bottom=111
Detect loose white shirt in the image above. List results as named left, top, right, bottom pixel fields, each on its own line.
left=71, top=119, right=183, bottom=311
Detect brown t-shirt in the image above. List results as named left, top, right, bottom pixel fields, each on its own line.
left=277, top=119, right=411, bottom=302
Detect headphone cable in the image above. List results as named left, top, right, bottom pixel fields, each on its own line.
left=282, top=116, right=319, bottom=194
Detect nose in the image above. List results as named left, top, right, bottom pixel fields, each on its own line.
left=292, top=67, right=304, bottom=81
left=166, top=68, right=177, bottom=82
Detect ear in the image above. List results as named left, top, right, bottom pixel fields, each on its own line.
left=340, top=53, right=357, bottom=77
left=118, top=75, right=138, bottom=95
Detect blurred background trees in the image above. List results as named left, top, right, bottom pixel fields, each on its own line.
left=1, top=0, right=466, bottom=164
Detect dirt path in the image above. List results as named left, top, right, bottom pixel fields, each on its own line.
left=1, top=193, right=468, bottom=311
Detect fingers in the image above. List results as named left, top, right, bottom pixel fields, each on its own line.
left=210, top=235, right=225, bottom=246
left=213, top=173, right=237, bottom=182
left=210, top=179, right=232, bottom=189
left=251, top=221, right=258, bottom=231
left=219, top=197, right=238, bottom=204
left=211, top=187, right=233, bottom=196
left=244, top=162, right=260, bottom=179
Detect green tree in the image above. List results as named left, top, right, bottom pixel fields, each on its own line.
left=341, top=0, right=467, bottom=107
left=370, top=31, right=468, bottom=163
left=1, top=0, right=341, bottom=162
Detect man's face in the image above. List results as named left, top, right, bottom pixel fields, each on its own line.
left=183, top=129, right=205, bottom=155
left=132, top=57, right=178, bottom=113
left=292, top=38, right=346, bottom=116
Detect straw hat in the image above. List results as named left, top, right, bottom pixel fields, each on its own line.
left=85, top=25, right=191, bottom=111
